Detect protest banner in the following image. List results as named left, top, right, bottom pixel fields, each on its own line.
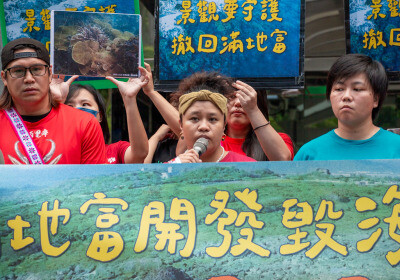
left=155, top=0, right=305, bottom=91
left=345, top=0, right=400, bottom=80
left=1, top=160, right=399, bottom=279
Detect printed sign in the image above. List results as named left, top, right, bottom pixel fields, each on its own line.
left=1, top=160, right=400, bottom=279
left=155, top=0, right=305, bottom=90
left=345, top=0, right=400, bottom=79
left=0, top=0, right=139, bottom=89
left=1, top=0, right=137, bottom=48
left=51, top=11, right=141, bottom=78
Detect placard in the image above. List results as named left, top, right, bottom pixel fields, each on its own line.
left=345, top=0, right=400, bottom=80
left=51, top=11, right=141, bottom=78
left=155, top=0, right=305, bottom=91
left=0, top=0, right=140, bottom=89
left=1, top=160, right=400, bottom=279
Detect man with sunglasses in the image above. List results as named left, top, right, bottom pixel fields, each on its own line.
left=0, top=38, right=106, bottom=164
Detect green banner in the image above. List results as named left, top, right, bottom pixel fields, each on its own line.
left=1, top=160, right=400, bottom=279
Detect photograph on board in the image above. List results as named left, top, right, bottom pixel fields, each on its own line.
left=51, top=10, right=141, bottom=77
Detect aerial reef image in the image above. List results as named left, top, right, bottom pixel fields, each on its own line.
left=52, top=11, right=140, bottom=77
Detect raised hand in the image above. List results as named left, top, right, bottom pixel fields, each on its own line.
left=232, top=80, right=258, bottom=113
left=106, top=67, right=149, bottom=99
left=142, top=62, right=155, bottom=96
left=50, top=75, right=79, bottom=103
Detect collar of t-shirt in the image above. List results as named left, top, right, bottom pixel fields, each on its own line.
left=21, top=109, right=51, bottom=123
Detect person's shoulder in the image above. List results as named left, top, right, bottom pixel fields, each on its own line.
left=278, top=132, right=291, bottom=140
left=300, top=130, right=334, bottom=148
left=377, top=128, right=400, bottom=141
left=0, top=110, right=7, bottom=123
left=293, top=130, right=334, bottom=161
left=223, top=151, right=257, bottom=162
left=108, top=141, right=130, bottom=150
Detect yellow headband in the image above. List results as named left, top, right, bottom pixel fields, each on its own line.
left=178, top=90, right=227, bottom=118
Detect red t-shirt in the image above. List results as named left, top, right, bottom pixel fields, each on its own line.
left=221, top=133, right=294, bottom=160
left=0, top=104, right=107, bottom=164
left=106, top=141, right=130, bottom=164
left=220, top=151, right=257, bottom=162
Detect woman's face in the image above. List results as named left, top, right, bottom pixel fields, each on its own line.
left=226, top=95, right=251, bottom=130
left=66, top=89, right=101, bottom=122
left=180, top=101, right=225, bottom=155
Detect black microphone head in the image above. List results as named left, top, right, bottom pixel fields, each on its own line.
left=193, top=137, right=209, bottom=156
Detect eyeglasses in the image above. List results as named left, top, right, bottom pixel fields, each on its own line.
left=5, top=64, right=49, bottom=79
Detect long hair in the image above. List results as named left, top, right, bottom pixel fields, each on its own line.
left=65, top=84, right=110, bottom=143
left=242, top=90, right=270, bottom=161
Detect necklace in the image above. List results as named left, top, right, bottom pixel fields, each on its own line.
left=216, top=146, right=225, bottom=162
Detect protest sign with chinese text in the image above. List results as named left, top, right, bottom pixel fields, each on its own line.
left=155, top=0, right=305, bottom=90
left=345, top=0, right=400, bottom=80
left=1, top=160, right=400, bottom=279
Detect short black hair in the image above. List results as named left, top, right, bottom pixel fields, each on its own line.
left=326, top=53, right=387, bottom=120
left=66, top=84, right=110, bottom=143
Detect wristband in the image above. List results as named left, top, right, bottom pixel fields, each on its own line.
left=253, top=122, right=270, bottom=131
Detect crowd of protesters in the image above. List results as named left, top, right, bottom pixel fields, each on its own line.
left=1, top=38, right=399, bottom=165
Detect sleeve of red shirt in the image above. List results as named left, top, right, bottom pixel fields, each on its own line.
left=278, top=132, right=294, bottom=160
left=106, top=141, right=130, bottom=164
left=81, top=118, right=107, bottom=164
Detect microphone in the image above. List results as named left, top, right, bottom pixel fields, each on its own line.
left=193, top=137, right=209, bottom=156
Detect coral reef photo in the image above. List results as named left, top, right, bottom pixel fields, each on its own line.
left=51, top=11, right=141, bottom=77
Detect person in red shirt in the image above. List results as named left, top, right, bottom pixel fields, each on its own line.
left=0, top=38, right=106, bottom=164
left=64, top=78, right=149, bottom=164
left=168, top=89, right=256, bottom=163
left=142, top=67, right=293, bottom=161
left=222, top=80, right=294, bottom=160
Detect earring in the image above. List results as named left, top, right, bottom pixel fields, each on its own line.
left=222, top=133, right=226, bottom=141
left=180, top=131, right=184, bottom=140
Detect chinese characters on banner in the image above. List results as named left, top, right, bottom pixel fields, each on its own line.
left=1, top=0, right=137, bottom=50
left=6, top=186, right=400, bottom=265
left=1, top=161, right=400, bottom=279
left=346, top=0, right=400, bottom=73
left=156, top=0, right=304, bottom=85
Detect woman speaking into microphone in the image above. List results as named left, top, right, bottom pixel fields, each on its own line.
left=168, top=90, right=256, bottom=163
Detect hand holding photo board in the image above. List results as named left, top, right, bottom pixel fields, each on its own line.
left=51, top=11, right=141, bottom=78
